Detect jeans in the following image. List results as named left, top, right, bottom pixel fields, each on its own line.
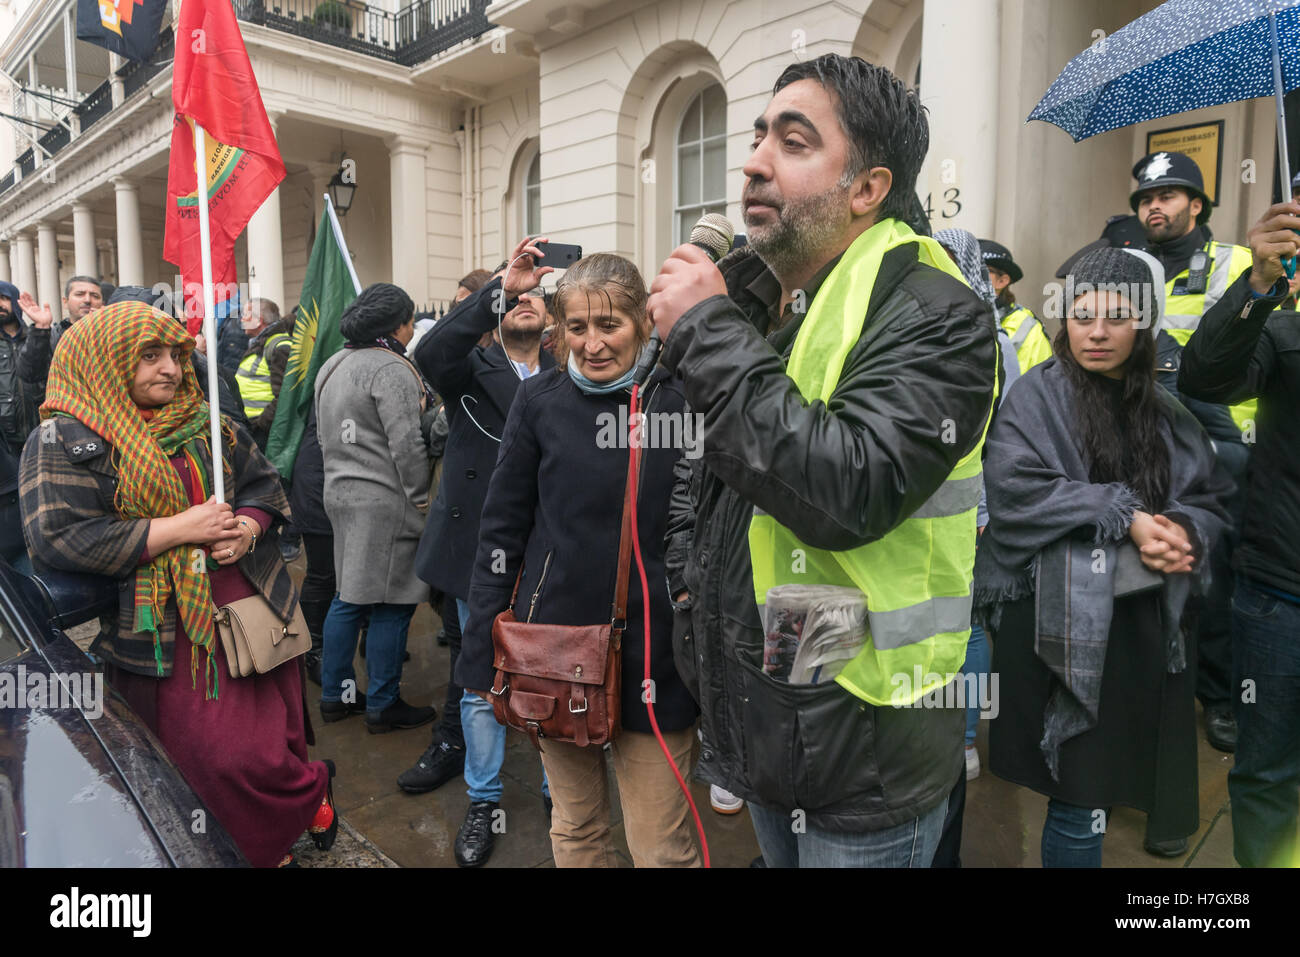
left=1229, top=578, right=1300, bottom=868
left=321, top=596, right=416, bottom=714
left=747, top=796, right=947, bottom=867
left=457, top=599, right=548, bottom=803
left=1041, top=798, right=1109, bottom=867
left=961, top=622, right=990, bottom=747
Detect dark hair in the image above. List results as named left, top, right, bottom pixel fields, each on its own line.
left=339, top=282, right=414, bottom=343
left=110, top=284, right=174, bottom=317
left=64, top=275, right=101, bottom=297
left=1053, top=310, right=1171, bottom=513
left=458, top=269, right=492, bottom=295
left=99, top=282, right=116, bottom=303
left=996, top=287, right=1017, bottom=308
left=773, top=54, right=928, bottom=224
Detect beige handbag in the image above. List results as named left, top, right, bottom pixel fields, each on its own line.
left=215, top=596, right=311, bottom=678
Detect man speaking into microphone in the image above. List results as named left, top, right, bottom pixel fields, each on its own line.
left=651, top=54, right=997, bottom=867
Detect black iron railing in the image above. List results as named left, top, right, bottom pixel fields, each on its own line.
left=0, top=169, right=14, bottom=195
left=76, top=79, right=114, bottom=134
left=234, top=0, right=493, bottom=66
left=18, top=149, right=34, bottom=178
left=37, top=121, right=70, bottom=158
left=117, top=27, right=174, bottom=99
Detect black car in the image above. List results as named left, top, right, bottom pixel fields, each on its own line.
left=0, top=561, right=245, bottom=866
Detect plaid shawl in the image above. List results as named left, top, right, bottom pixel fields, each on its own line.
left=41, top=301, right=233, bottom=696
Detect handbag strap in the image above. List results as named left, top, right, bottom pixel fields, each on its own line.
left=609, top=398, right=639, bottom=628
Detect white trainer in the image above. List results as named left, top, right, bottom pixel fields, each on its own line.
left=709, top=784, right=744, bottom=815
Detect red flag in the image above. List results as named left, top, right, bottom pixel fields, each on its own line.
left=164, top=0, right=285, bottom=333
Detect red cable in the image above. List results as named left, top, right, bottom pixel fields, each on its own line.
left=627, top=384, right=711, bottom=868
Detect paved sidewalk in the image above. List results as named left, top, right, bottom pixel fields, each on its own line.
left=300, top=588, right=1239, bottom=868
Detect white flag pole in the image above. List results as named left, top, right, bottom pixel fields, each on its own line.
left=193, top=120, right=225, bottom=502
left=324, top=192, right=363, bottom=295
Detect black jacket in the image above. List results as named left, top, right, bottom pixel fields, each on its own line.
left=458, top=367, right=698, bottom=733
left=1155, top=330, right=1249, bottom=483
left=217, top=314, right=250, bottom=374
left=662, top=242, right=997, bottom=831
left=412, top=279, right=556, bottom=599
left=288, top=401, right=331, bottom=537
left=15, top=319, right=68, bottom=412
left=1179, top=270, right=1300, bottom=595
left=1, top=321, right=38, bottom=456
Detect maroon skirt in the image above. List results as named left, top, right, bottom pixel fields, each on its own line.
left=107, top=591, right=328, bottom=867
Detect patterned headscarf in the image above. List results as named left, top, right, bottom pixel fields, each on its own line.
left=934, top=228, right=998, bottom=309
left=42, top=301, right=231, bottom=696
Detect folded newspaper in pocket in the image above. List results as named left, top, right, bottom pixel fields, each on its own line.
left=762, top=585, right=868, bottom=685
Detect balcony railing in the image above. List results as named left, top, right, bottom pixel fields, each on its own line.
left=37, top=121, right=71, bottom=158
left=0, top=169, right=14, bottom=195
left=234, top=0, right=493, bottom=66
left=18, top=149, right=34, bottom=178
left=75, top=79, right=114, bottom=134
left=117, top=27, right=175, bottom=100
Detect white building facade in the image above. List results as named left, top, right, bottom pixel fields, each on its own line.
left=0, top=0, right=1287, bottom=322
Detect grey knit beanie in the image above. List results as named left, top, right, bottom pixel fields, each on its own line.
left=1064, top=246, right=1164, bottom=329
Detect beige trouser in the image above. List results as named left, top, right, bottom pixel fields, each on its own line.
left=539, top=725, right=702, bottom=868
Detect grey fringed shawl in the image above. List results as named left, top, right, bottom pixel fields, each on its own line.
left=973, top=359, right=1230, bottom=778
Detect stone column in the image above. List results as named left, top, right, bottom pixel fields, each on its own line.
left=37, top=222, right=60, bottom=312
left=72, top=201, right=98, bottom=278
left=918, top=0, right=1000, bottom=237
left=0, top=243, right=10, bottom=284
left=113, top=178, right=144, bottom=286
left=245, top=114, right=285, bottom=309
left=97, top=239, right=117, bottom=285
left=15, top=232, right=37, bottom=296
left=387, top=135, right=430, bottom=302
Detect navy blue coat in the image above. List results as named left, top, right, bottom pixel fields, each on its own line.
left=457, top=367, right=699, bottom=734
left=412, top=279, right=555, bottom=599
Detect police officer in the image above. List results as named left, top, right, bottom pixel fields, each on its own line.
left=980, top=240, right=1053, bottom=372
left=1131, top=149, right=1255, bottom=768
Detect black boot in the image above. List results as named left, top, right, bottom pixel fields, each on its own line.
left=455, top=801, right=498, bottom=867
left=366, top=697, right=437, bottom=734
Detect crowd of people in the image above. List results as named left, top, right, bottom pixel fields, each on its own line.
left=2, top=52, right=1297, bottom=870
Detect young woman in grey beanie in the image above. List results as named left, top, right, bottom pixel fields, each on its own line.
left=973, top=246, right=1232, bottom=866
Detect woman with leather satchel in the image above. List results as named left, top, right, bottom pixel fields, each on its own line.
left=973, top=247, right=1232, bottom=867
left=458, top=252, right=701, bottom=867
left=18, top=300, right=335, bottom=868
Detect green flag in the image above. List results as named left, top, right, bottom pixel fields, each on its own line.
left=267, top=204, right=359, bottom=479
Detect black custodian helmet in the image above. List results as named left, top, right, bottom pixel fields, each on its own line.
left=1130, top=151, right=1212, bottom=225
left=978, top=239, right=1023, bottom=284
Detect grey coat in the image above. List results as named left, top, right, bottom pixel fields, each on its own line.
left=316, top=346, right=431, bottom=605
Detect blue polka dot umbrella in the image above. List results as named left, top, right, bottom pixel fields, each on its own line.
left=1031, top=0, right=1300, bottom=267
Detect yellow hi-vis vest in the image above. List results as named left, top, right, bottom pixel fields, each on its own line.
left=1163, top=241, right=1257, bottom=433
left=236, top=332, right=290, bottom=420
left=1000, top=305, right=1053, bottom=373
left=747, top=219, right=999, bottom=707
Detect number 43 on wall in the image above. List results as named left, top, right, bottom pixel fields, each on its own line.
left=924, top=188, right=962, bottom=220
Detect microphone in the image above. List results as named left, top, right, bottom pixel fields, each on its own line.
left=634, top=213, right=735, bottom=386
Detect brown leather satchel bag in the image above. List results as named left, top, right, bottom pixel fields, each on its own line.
left=489, top=445, right=636, bottom=751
